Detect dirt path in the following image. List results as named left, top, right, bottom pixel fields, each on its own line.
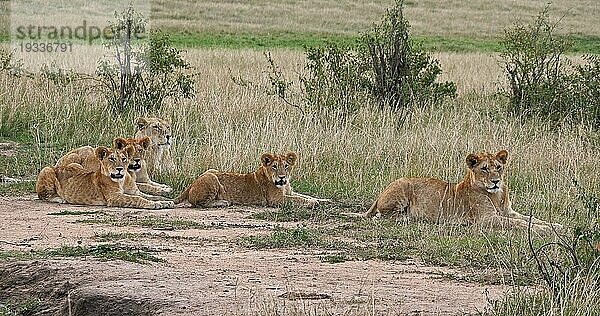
left=0, top=195, right=508, bottom=315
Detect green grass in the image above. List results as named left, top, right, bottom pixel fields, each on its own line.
left=250, top=200, right=364, bottom=223
left=77, top=215, right=208, bottom=230
left=92, top=231, right=207, bottom=242
left=166, top=31, right=357, bottom=50
left=0, top=250, right=37, bottom=262
left=163, top=31, right=600, bottom=53
left=240, top=220, right=552, bottom=285
left=0, top=299, right=42, bottom=316
left=0, top=243, right=164, bottom=264
left=47, top=210, right=101, bottom=216
left=48, top=244, right=165, bottom=263
left=0, top=182, right=34, bottom=196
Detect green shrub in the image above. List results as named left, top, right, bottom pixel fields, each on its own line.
left=361, top=0, right=456, bottom=117
left=243, top=0, right=456, bottom=122
left=301, top=44, right=369, bottom=116
left=572, top=55, right=600, bottom=126
left=96, top=6, right=195, bottom=112
left=500, top=8, right=600, bottom=128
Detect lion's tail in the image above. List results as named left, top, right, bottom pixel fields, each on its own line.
left=174, top=184, right=191, bottom=204
left=363, top=200, right=378, bottom=218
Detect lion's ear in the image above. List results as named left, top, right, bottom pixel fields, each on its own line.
left=124, top=145, right=135, bottom=158
left=96, top=146, right=110, bottom=160
left=261, top=153, right=275, bottom=167
left=496, top=150, right=508, bottom=164
left=140, top=136, right=151, bottom=149
left=113, top=137, right=127, bottom=150
left=136, top=117, right=149, bottom=131
left=285, top=152, right=297, bottom=166
left=466, top=153, right=480, bottom=169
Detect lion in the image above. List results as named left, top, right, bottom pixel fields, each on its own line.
left=36, top=146, right=174, bottom=209
left=174, top=152, right=329, bottom=208
left=135, top=117, right=175, bottom=175
left=113, top=137, right=173, bottom=197
left=364, top=150, right=562, bottom=234
left=55, top=138, right=172, bottom=199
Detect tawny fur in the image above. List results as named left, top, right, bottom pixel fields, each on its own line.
left=113, top=137, right=173, bottom=197
left=37, top=146, right=173, bottom=209
left=135, top=117, right=175, bottom=175
left=365, top=150, right=562, bottom=234
left=175, top=152, right=329, bottom=208
left=56, top=138, right=171, bottom=200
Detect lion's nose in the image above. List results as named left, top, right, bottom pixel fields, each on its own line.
left=116, top=167, right=124, bottom=173
left=491, top=179, right=500, bottom=185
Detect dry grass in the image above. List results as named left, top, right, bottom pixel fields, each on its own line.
left=1, top=49, right=598, bottom=230
left=151, top=0, right=600, bottom=38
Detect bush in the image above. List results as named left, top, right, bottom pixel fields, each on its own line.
left=96, top=6, right=195, bottom=112
left=500, top=8, right=600, bottom=128
left=301, top=44, right=369, bottom=116
left=243, top=0, right=456, bottom=123
left=361, top=1, right=456, bottom=117
left=572, top=55, right=600, bottom=126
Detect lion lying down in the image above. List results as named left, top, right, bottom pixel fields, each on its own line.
left=36, top=146, right=173, bottom=209
left=175, top=152, right=329, bottom=208
left=365, top=150, right=562, bottom=234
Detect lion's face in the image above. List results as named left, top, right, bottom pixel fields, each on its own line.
left=261, top=152, right=297, bottom=188
left=113, top=137, right=151, bottom=173
left=136, top=117, right=172, bottom=148
left=96, top=146, right=130, bottom=183
left=466, top=150, right=508, bottom=194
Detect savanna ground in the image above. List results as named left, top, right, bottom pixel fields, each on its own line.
left=1, top=1, right=600, bottom=315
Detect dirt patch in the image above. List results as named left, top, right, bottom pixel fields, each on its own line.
left=0, top=195, right=508, bottom=315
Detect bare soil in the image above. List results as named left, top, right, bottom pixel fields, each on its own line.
left=0, top=194, right=509, bottom=315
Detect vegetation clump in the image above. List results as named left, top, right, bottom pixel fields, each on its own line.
left=500, top=8, right=600, bottom=128
left=247, top=0, right=456, bottom=122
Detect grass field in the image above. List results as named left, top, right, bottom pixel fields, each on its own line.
left=1, top=1, right=599, bottom=315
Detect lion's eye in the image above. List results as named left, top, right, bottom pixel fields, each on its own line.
left=109, top=157, right=116, bottom=162
left=284, top=164, right=289, bottom=170
left=122, top=158, right=128, bottom=163
left=497, top=165, right=503, bottom=171
left=271, top=165, right=278, bottom=170
left=481, top=166, right=489, bottom=173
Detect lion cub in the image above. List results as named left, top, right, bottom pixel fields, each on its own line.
left=365, top=150, right=562, bottom=234
left=113, top=137, right=173, bottom=196
left=56, top=138, right=171, bottom=200
left=37, top=146, right=173, bottom=209
left=175, top=152, right=328, bottom=208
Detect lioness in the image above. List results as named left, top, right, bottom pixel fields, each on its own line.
left=175, top=152, right=329, bottom=208
left=113, top=137, right=173, bottom=196
left=135, top=117, right=175, bottom=175
left=36, top=146, right=174, bottom=209
left=365, top=150, right=562, bottom=234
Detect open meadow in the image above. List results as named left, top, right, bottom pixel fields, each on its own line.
left=1, top=1, right=599, bottom=315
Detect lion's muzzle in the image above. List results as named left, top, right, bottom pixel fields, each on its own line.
left=129, top=159, right=142, bottom=171
left=274, top=176, right=287, bottom=188
left=110, top=167, right=126, bottom=181
left=486, top=179, right=502, bottom=193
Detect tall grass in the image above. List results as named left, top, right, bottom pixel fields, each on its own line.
left=1, top=48, right=598, bottom=315
left=1, top=49, right=598, bottom=225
